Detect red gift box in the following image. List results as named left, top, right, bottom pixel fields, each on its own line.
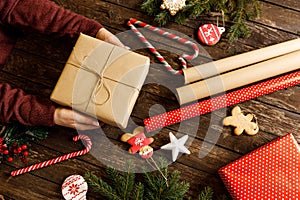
left=219, top=134, right=300, bottom=200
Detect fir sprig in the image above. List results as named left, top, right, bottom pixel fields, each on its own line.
left=85, top=172, right=122, bottom=200
left=198, top=186, right=214, bottom=200
left=141, top=0, right=261, bottom=40
left=85, top=159, right=190, bottom=200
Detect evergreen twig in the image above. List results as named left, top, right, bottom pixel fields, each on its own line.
left=198, top=186, right=214, bottom=200
left=85, top=159, right=191, bottom=200
left=84, top=172, right=121, bottom=200
left=141, top=0, right=261, bottom=40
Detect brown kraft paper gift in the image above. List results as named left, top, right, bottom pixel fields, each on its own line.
left=50, top=33, right=150, bottom=128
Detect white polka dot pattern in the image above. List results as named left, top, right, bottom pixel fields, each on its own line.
left=219, top=133, right=300, bottom=200
left=144, top=70, right=300, bottom=132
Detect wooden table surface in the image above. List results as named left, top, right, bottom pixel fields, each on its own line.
left=0, top=0, right=299, bottom=199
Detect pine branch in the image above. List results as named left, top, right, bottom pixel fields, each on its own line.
left=106, top=167, right=124, bottom=196
left=84, top=172, right=122, bottom=200
left=132, top=182, right=144, bottom=200
left=198, top=186, right=214, bottom=200
left=122, top=162, right=135, bottom=200
left=141, top=0, right=261, bottom=40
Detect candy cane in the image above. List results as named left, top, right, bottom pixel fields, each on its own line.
left=11, top=135, right=92, bottom=176
left=127, top=18, right=199, bottom=75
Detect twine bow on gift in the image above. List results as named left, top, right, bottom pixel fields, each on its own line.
left=67, top=47, right=113, bottom=106
left=81, top=56, right=111, bottom=106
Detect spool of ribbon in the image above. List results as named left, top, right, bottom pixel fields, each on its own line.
left=11, top=135, right=92, bottom=176
left=144, top=70, right=300, bottom=132
left=127, top=18, right=199, bottom=75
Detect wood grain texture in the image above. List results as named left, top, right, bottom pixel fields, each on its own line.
left=0, top=0, right=299, bottom=199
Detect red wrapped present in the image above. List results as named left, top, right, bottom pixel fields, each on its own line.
left=219, top=133, right=300, bottom=200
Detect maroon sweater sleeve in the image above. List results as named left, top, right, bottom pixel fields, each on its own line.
left=0, top=0, right=104, bottom=126
left=1, top=0, right=103, bottom=38
left=0, top=83, right=56, bottom=126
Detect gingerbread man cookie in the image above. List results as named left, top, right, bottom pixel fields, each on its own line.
left=121, top=126, right=154, bottom=159
left=223, top=106, right=259, bottom=136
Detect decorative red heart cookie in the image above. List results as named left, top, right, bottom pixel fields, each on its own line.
left=198, top=24, right=225, bottom=46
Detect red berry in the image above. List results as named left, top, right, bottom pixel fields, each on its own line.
left=21, top=144, right=28, bottom=150
left=13, top=149, right=18, bottom=154
left=7, top=157, right=13, bottom=162
left=12, top=142, right=18, bottom=147
left=17, top=147, right=22, bottom=153
left=3, top=150, right=9, bottom=155
left=23, top=151, right=29, bottom=157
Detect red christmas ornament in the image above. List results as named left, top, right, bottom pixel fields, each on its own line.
left=198, top=24, right=225, bottom=46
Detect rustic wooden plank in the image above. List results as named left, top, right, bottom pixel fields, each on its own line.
left=69, top=0, right=300, bottom=39
left=238, top=101, right=300, bottom=141
left=0, top=70, right=53, bottom=97
left=253, top=1, right=300, bottom=34
left=0, top=164, right=62, bottom=200
left=265, top=0, right=300, bottom=12
left=35, top=126, right=230, bottom=198
left=14, top=33, right=74, bottom=63
left=257, top=86, right=300, bottom=113
left=7, top=0, right=297, bottom=80
left=134, top=86, right=300, bottom=147
left=3, top=50, right=63, bottom=87
left=1, top=52, right=293, bottom=157
left=1, top=1, right=298, bottom=199
left=7, top=141, right=106, bottom=199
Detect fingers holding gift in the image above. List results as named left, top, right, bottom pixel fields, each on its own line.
left=54, top=107, right=101, bottom=130
left=96, top=28, right=126, bottom=48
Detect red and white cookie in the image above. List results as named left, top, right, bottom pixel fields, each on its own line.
left=198, top=24, right=225, bottom=46
left=62, top=175, right=88, bottom=200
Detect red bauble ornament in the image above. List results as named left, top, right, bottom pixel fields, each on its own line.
left=198, top=24, right=225, bottom=46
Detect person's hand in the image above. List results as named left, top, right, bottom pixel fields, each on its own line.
left=96, top=28, right=127, bottom=48
left=54, top=107, right=101, bottom=130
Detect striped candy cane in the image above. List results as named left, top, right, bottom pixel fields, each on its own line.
left=127, top=18, right=199, bottom=75
left=11, top=135, right=92, bottom=176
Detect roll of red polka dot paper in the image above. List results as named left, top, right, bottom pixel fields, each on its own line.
left=218, top=133, right=300, bottom=200
left=144, top=70, right=300, bottom=132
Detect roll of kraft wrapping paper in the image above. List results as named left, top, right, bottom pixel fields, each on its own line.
left=183, top=38, right=300, bottom=84
left=177, top=50, right=300, bottom=105
left=144, top=70, right=300, bottom=132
